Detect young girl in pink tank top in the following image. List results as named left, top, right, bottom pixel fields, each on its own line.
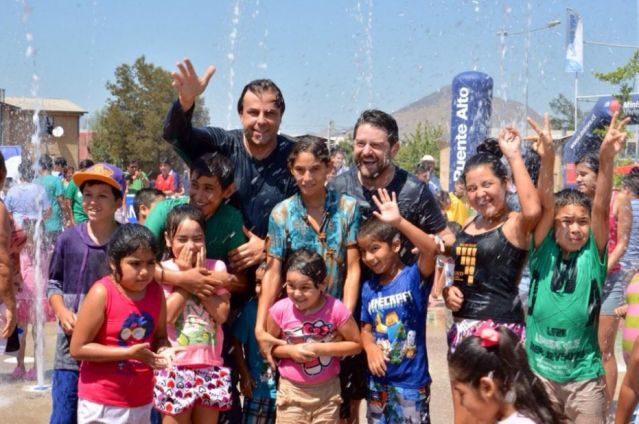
left=153, top=205, right=232, bottom=423
left=70, top=224, right=174, bottom=424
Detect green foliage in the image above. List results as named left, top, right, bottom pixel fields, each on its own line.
left=89, top=56, right=209, bottom=173
left=594, top=50, right=639, bottom=121
left=336, top=134, right=354, bottom=165
left=549, top=93, right=583, bottom=131
left=393, top=122, right=444, bottom=172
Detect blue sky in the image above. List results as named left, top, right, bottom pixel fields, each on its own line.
left=1, top=1, right=637, bottom=136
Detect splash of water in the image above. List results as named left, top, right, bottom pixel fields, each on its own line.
left=23, top=2, right=49, bottom=392
left=226, top=0, right=241, bottom=130
left=352, top=0, right=374, bottom=108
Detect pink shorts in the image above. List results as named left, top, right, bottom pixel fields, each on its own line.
left=153, top=365, right=232, bottom=416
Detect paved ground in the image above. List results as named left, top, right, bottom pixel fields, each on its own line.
left=0, top=306, right=624, bottom=423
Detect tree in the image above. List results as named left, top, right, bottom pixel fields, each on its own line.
left=393, top=122, right=444, bottom=173
left=594, top=49, right=639, bottom=117
left=89, top=56, right=209, bottom=173
left=549, top=93, right=583, bottom=130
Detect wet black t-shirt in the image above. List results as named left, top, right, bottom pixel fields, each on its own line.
left=163, top=100, right=297, bottom=238
left=329, top=166, right=447, bottom=265
left=452, top=223, right=527, bottom=323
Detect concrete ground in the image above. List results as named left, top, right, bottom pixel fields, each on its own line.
left=0, top=306, right=625, bottom=423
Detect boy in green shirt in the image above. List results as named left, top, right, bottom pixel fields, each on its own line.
left=63, top=159, right=94, bottom=225
left=145, top=152, right=247, bottom=294
left=525, top=112, right=630, bottom=423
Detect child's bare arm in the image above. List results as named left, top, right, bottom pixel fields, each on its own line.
left=201, top=292, right=231, bottom=324
left=499, top=126, right=541, bottom=236
left=594, top=112, right=631, bottom=255
left=361, top=322, right=387, bottom=377
left=528, top=114, right=555, bottom=248
left=615, top=337, right=639, bottom=423
left=153, top=290, right=170, bottom=351
left=70, top=283, right=164, bottom=368
left=230, top=336, right=255, bottom=398
left=306, top=316, right=362, bottom=358
left=165, top=289, right=188, bottom=325
left=342, top=246, right=361, bottom=313
left=266, top=312, right=316, bottom=363
left=372, top=189, right=438, bottom=277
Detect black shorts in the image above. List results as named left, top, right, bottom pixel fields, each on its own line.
left=339, top=352, right=369, bottom=418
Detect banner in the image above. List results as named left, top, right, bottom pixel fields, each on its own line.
left=565, top=9, right=584, bottom=73
left=562, top=95, right=639, bottom=185
left=448, top=71, right=493, bottom=191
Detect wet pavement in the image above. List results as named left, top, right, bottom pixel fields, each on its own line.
left=0, top=306, right=624, bottom=423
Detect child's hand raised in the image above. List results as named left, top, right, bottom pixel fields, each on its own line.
left=601, top=111, right=631, bottom=159
left=498, top=126, right=522, bottom=160
left=365, top=343, right=388, bottom=377
left=372, top=189, right=402, bottom=226
left=527, top=113, right=554, bottom=158
left=289, top=343, right=317, bottom=364
left=175, top=246, right=195, bottom=271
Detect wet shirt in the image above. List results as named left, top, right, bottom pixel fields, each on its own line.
left=63, top=180, right=87, bottom=223
left=35, top=174, right=64, bottom=233
left=361, top=264, right=431, bottom=389
left=525, top=230, right=606, bottom=383
left=266, top=190, right=360, bottom=300
left=452, top=223, right=527, bottom=323
left=163, top=100, right=297, bottom=238
left=144, top=196, right=246, bottom=262
left=329, top=166, right=447, bottom=265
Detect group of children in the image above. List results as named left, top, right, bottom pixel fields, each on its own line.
left=26, top=109, right=639, bottom=424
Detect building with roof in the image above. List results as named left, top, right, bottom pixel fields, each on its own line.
left=0, top=92, right=87, bottom=167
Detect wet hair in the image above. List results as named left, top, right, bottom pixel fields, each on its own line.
left=80, top=181, right=123, bottom=201
left=353, top=109, right=399, bottom=147
left=39, top=154, right=54, bottom=171
left=237, top=79, right=285, bottom=115
left=462, top=138, right=508, bottom=183
left=107, top=224, right=159, bottom=282
left=285, top=249, right=327, bottom=288
left=623, top=167, right=639, bottom=197
left=575, top=152, right=599, bottom=175
left=18, top=160, right=35, bottom=182
left=449, top=327, right=564, bottom=424
left=133, top=188, right=165, bottom=218
left=357, top=216, right=400, bottom=245
left=164, top=205, right=206, bottom=259
left=78, top=159, right=94, bottom=170
left=190, top=152, right=234, bottom=189
left=287, top=138, right=331, bottom=169
left=54, top=156, right=67, bottom=168
left=554, top=188, right=592, bottom=215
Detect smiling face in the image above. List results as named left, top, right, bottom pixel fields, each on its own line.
left=285, top=270, right=323, bottom=313
left=353, top=124, right=399, bottom=182
left=116, top=248, right=156, bottom=294
left=357, top=234, right=401, bottom=279
left=239, top=90, right=282, bottom=151
left=81, top=182, right=122, bottom=223
left=464, top=164, right=508, bottom=219
left=290, top=152, right=329, bottom=201
left=575, top=163, right=597, bottom=199
left=159, top=162, right=170, bottom=177
left=554, top=203, right=591, bottom=253
left=189, top=175, right=230, bottom=219
left=166, top=218, right=205, bottom=264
